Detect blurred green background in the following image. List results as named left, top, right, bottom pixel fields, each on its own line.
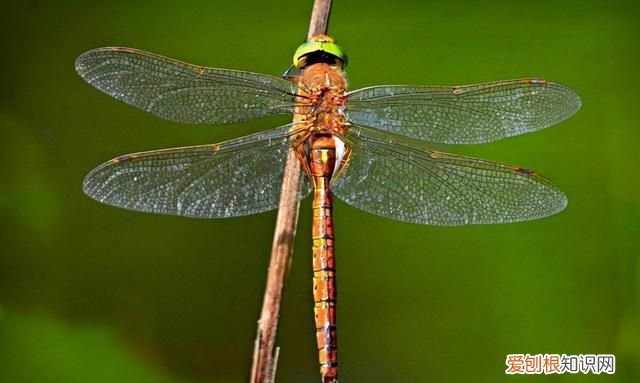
left=1, top=0, right=638, bottom=382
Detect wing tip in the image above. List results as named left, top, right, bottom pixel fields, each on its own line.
left=75, top=47, right=139, bottom=76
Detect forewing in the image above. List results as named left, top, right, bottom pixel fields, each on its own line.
left=346, top=79, right=581, bottom=144
left=83, top=124, right=311, bottom=218
left=75, top=47, right=297, bottom=124
left=332, top=126, right=567, bottom=225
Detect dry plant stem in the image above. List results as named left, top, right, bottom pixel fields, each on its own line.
left=307, top=0, right=333, bottom=38
left=250, top=1, right=333, bottom=383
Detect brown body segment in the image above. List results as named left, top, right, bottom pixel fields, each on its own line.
left=293, top=62, right=347, bottom=383
left=310, top=134, right=338, bottom=383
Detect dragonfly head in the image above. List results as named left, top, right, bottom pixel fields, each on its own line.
left=293, top=34, right=348, bottom=69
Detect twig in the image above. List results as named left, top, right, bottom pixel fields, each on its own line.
left=250, top=1, right=333, bottom=383
left=307, top=0, right=333, bottom=38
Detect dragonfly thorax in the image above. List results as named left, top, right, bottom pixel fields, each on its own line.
left=292, top=62, right=351, bottom=183
left=300, top=64, right=348, bottom=135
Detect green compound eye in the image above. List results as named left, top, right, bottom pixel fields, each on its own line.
left=293, top=34, right=348, bottom=68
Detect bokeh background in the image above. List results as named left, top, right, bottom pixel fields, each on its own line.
left=1, top=0, right=638, bottom=382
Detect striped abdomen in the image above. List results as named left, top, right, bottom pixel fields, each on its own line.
left=309, top=134, right=338, bottom=383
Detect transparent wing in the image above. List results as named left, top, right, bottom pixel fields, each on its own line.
left=332, top=126, right=567, bottom=225
left=345, top=79, right=581, bottom=144
left=75, top=47, right=297, bottom=124
left=83, top=124, right=311, bottom=218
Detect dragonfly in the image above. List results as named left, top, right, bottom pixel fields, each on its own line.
left=76, top=35, right=580, bottom=383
